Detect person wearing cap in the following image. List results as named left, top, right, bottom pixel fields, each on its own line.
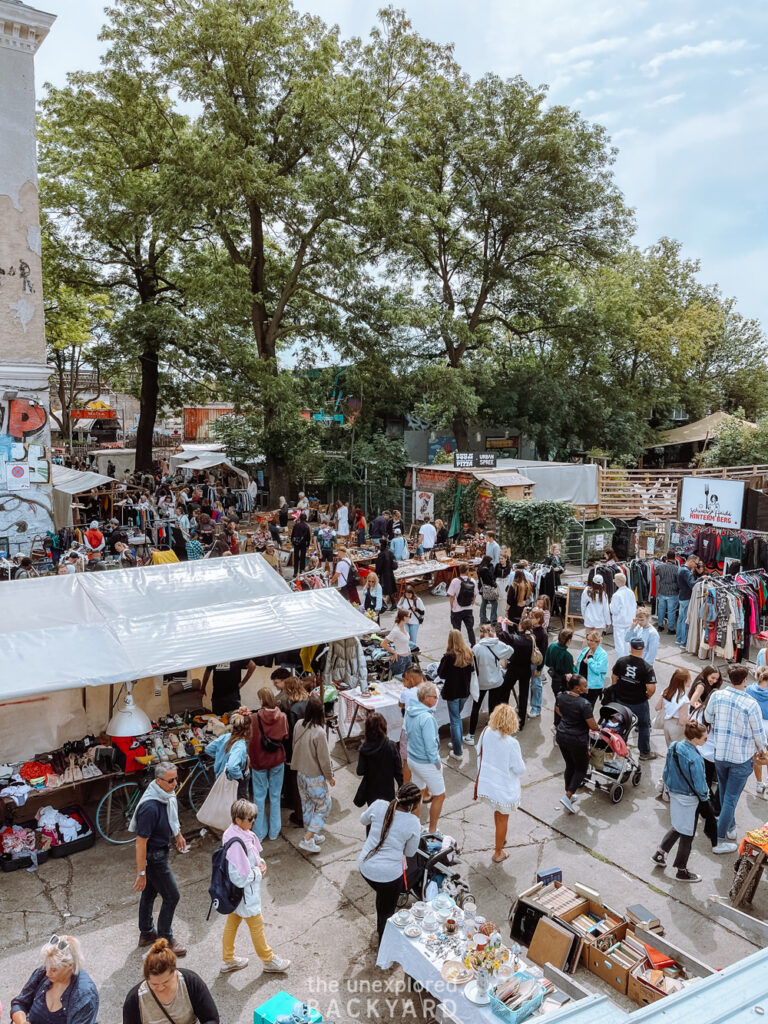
left=83, top=521, right=105, bottom=558
left=63, top=551, right=80, bottom=574
left=610, top=573, right=637, bottom=657
left=609, top=637, right=657, bottom=760
left=581, top=574, right=611, bottom=630
left=262, top=542, right=281, bottom=572
left=106, top=518, right=129, bottom=554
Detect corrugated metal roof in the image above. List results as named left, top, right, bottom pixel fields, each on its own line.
left=475, top=471, right=535, bottom=488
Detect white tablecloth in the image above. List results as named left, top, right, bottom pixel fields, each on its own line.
left=377, top=920, right=503, bottom=1024
left=339, top=683, right=451, bottom=739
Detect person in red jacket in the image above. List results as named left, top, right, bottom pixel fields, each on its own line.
left=83, top=520, right=105, bottom=559
left=249, top=688, right=289, bottom=842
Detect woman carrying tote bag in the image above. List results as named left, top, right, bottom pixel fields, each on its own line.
left=197, top=713, right=251, bottom=832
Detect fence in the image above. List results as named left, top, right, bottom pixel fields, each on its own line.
left=599, top=465, right=768, bottom=518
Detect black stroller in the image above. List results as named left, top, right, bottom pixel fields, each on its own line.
left=397, top=831, right=473, bottom=908
left=584, top=702, right=642, bottom=804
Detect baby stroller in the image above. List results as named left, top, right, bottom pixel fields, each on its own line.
left=584, top=702, right=642, bottom=804
left=397, top=831, right=473, bottom=908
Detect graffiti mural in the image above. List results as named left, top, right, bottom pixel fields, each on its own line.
left=0, top=390, right=52, bottom=554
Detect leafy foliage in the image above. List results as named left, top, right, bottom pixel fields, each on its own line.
left=323, top=435, right=408, bottom=513
left=699, top=415, right=766, bottom=467
left=493, top=498, right=575, bottom=560
left=434, top=478, right=480, bottom=532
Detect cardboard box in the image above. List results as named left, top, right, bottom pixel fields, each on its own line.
left=625, top=930, right=715, bottom=1007
left=627, top=964, right=666, bottom=1006
left=254, top=992, right=322, bottom=1024
left=585, top=924, right=645, bottom=995
left=556, top=898, right=624, bottom=967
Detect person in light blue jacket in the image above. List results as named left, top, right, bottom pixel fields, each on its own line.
left=205, top=712, right=251, bottom=798
left=624, top=607, right=660, bottom=664
left=574, top=631, right=609, bottom=707
left=404, top=683, right=444, bottom=832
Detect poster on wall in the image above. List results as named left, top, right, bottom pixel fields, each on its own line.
left=5, top=462, right=31, bottom=490
left=679, top=477, right=745, bottom=530
left=416, top=491, right=434, bottom=520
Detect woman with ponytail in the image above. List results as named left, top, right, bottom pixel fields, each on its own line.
left=359, top=782, right=422, bottom=945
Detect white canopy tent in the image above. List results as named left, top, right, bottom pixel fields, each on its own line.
left=170, top=452, right=248, bottom=479
left=51, top=464, right=114, bottom=530
left=0, top=554, right=372, bottom=700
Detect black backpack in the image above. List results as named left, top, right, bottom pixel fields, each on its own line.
left=207, top=837, right=248, bottom=919
left=344, top=559, right=361, bottom=587
left=257, top=712, right=283, bottom=753
left=456, top=578, right=475, bottom=607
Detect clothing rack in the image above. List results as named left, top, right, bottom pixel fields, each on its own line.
left=684, top=569, right=768, bottom=663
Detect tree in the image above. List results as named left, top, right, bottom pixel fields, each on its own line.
left=375, top=71, right=630, bottom=449
left=101, top=0, right=450, bottom=496
left=700, top=414, right=766, bottom=467
left=323, top=434, right=408, bottom=513
left=39, top=69, right=204, bottom=470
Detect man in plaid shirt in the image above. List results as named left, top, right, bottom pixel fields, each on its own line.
left=705, top=665, right=767, bottom=854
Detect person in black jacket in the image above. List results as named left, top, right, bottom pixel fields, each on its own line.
left=496, top=617, right=534, bottom=729
left=290, top=512, right=311, bottom=576
left=356, top=712, right=403, bottom=807
left=438, top=630, right=474, bottom=760
left=123, top=938, right=219, bottom=1024
left=477, top=554, right=499, bottom=625
left=375, top=538, right=399, bottom=611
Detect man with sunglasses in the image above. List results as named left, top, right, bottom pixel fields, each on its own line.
left=130, top=762, right=188, bottom=956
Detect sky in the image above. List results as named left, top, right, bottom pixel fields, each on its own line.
left=33, top=0, right=768, bottom=329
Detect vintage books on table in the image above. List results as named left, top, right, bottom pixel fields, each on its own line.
left=584, top=925, right=646, bottom=995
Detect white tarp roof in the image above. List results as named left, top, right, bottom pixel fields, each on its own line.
left=0, top=554, right=373, bottom=699
left=414, top=458, right=598, bottom=505
left=52, top=464, right=113, bottom=495
left=171, top=453, right=248, bottom=478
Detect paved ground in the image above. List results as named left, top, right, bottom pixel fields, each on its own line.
left=2, top=579, right=767, bottom=1023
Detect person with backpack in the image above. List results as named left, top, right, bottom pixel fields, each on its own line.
left=314, top=517, right=337, bottom=574
left=290, top=511, right=311, bottom=577
left=438, top=629, right=474, bottom=761
left=447, top=570, right=478, bottom=645
left=397, top=584, right=425, bottom=644
left=495, top=616, right=535, bottom=730
left=249, top=690, right=289, bottom=843
left=381, top=610, right=413, bottom=677
left=355, top=712, right=403, bottom=807
left=332, top=547, right=361, bottom=604
left=467, top=625, right=515, bottom=743
left=651, top=722, right=711, bottom=882
left=217, top=799, right=290, bottom=974
left=375, top=538, right=399, bottom=611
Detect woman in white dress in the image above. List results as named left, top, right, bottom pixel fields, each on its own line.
left=475, top=703, right=526, bottom=863
left=336, top=500, right=350, bottom=539
left=581, top=574, right=611, bottom=631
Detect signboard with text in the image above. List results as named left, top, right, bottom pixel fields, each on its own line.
left=679, top=477, right=745, bottom=530
left=452, top=452, right=496, bottom=469
left=70, top=409, right=116, bottom=419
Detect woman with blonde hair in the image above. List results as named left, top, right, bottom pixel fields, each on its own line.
left=204, top=712, right=252, bottom=798
left=506, top=570, right=532, bottom=625
left=362, top=570, right=383, bottom=623
left=476, top=704, right=526, bottom=863
left=11, top=935, right=99, bottom=1024
left=438, top=629, right=474, bottom=761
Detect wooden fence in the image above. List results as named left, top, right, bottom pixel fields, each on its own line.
left=598, top=465, right=768, bottom=519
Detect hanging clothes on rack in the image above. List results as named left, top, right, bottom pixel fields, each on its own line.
left=685, top=571, right=768, bottom=662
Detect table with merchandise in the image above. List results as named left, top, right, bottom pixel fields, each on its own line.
left=338, top=680, right=450, bottom=742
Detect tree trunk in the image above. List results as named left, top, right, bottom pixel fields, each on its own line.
left=135, top=348, right=159, bottom=472
left=452, top=412, right=470, bottom=452
left=266, top=452, right=291, bottom=506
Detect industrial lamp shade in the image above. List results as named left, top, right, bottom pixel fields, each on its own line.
left=107, top=682, right=152, bottom=738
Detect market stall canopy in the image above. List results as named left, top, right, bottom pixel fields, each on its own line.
left=475, top=471, right=535, bottom=488
left=172, top=453, right=248, bottom=479
left=169, top=443, right=226, bottom=471
left=51, top=464, right=114, bottom=530
left=0, top=554, right=373, bottom=700
left=655, top=411, right=756, bottom=448
left=412, top=458, right=597, bottom=505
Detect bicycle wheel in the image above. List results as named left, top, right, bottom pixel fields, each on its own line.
left=96, top=781, right=142, bottom=844
left=187, top=762, right=215, bottom=814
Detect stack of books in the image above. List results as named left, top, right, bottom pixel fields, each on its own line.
left=534, top=883, right=584, bottom=916
left=601, top=933, right=646, bottom=969
left=625, top=904, right=664, bottom=936
left=569, top=912, right=617, bottom=937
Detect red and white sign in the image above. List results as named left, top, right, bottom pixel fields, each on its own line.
left=6, top=462, right=30, bottom=490
left=70, top=409, right=116, bottom=419
left=416, top=491, right=434, bottom=520
left=679, top=477, right=745, bottom=530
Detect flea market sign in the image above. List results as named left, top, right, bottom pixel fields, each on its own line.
left=679, top=477, right=745, bottom=530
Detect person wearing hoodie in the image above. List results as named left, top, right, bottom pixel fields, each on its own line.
left=219, top=799, right=290, bottom=975
left=544, top=629, right=575, bottom=723
left=249, top=689, right=289, bottom=842
left=290, top=697, right=335, bottom=854
left=748, top=666, right=768, bottom=796
left=467, top=625, right=514, bottom=742
left=355, top=712, right=403, bottom=807
left=404, top=682, right=445, bottom=831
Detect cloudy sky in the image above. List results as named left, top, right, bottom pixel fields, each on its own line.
left=35, top=0, right=768, bottom=327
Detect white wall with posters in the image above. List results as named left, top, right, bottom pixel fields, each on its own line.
left=679, top=477, right=745, bottom=530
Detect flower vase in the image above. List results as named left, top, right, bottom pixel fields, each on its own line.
left=466, top=967, right=493, bottom=1005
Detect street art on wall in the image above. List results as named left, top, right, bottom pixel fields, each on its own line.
left=0, top=392, right=52, bottom=553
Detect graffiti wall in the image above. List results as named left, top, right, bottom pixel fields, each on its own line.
left=0, top=389, right=52, bottom=554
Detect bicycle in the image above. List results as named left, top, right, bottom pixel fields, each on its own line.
left=95, top=754, right=215, bottom=844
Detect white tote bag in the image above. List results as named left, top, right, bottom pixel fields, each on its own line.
left=196, top=772, right=238, bottom=832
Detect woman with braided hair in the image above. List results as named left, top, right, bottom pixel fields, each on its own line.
left=359, top=782, right=422, bottom=945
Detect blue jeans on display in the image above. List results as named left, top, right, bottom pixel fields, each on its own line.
left=391, top=654, right=412, bottom=677
left=447, top=697, right=468, bottom=755
left=676, top=599, right=690, bottom=646
left=656, top=594, right=679, bottom=631
left=623, top=700, right=651, bottom=755
left=252, top=764, right=285, bottom=841
left=138, top=847, right=180, bottom=941
left=406, top=623, right=420, bottom=645
left=530, top=668, right=543, bottom=715
left=479, top=598, right=498, bottom=625
left=715, top=758, right=753, bottom=841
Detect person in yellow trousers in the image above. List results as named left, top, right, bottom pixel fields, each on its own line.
left=219, top=799, right=291, bottom=975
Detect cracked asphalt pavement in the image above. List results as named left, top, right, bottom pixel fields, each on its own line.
left=2, top=587, right=765, bottom=1022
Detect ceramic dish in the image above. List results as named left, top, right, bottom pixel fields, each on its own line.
left=441, top=961, right=472, bottom=985
left=411, top=902, right=427, bottom=919
left=392, top=910, right=412, bottom=928
left=432, top=894, right=455, bottom=912
left=423, top=914, right=438, bottom=930
left=404, top=924, right=421, bottom=938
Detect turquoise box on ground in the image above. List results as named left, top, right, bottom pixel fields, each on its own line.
left=254, top=991, right=322, bottom=1024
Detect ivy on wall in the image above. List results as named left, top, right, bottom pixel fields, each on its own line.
left=434, top=478, right=480, bottom=531
left=493, top=497, right=575, bottom=559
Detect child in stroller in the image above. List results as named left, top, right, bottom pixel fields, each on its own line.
left=397, top=831, right=473, bottom=908
left=585, top=702, right=642, bottom=804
